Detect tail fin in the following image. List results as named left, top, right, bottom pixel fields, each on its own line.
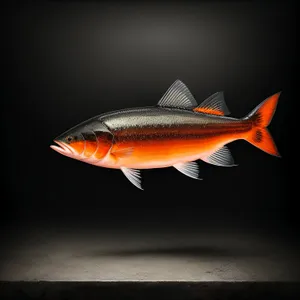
left=244, top=92, right=281, bottom=157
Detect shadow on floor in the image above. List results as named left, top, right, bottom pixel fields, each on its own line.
left=88, top=245, right=265, bottom=258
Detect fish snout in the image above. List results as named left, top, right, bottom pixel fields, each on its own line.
left=50, top=140, right=74, bottom=156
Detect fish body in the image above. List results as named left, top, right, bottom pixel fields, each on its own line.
left=51, top=80, right=280, bottom=189
left=98, top=107, right=248, bottom=169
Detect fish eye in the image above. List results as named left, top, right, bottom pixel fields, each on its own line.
left=66, top=136, right=73, bottom=142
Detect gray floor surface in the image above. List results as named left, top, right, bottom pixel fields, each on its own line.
left=1, top=225, right=299, bottom=281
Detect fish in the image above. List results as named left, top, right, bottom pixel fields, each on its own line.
left=50, top=80, right=281, bottom=190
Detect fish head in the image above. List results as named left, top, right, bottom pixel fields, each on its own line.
left=50, top=119, right=113, bottom=161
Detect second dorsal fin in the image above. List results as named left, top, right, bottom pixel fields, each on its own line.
left=157, top=80, right=198, bottom=108
left=193, top=92, right=230, bottom=116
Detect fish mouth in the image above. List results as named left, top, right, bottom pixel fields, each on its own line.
left=50, top=140, right=74, bottom=155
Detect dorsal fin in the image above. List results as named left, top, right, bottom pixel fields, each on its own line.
left=157, top=80, right=198, bottom=108
left=193, top=92, right=230, bottom=115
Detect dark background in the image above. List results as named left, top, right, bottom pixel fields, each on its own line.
left=2, top=1, right=297, bottom=237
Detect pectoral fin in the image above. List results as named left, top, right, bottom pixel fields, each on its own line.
left=111, top=147, right=134, bottom=159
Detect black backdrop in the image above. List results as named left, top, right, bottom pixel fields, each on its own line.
left=2, top=1, right=297, bottom=235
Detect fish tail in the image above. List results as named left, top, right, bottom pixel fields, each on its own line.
left=243, top=92, right=281, bottom=157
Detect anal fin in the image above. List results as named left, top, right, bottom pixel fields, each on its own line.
left=173, top=161, right=202, bottom=180
left=201, top=146, right=237, bottom=167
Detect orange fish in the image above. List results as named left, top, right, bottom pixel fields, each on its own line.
left=50, top=80, right=280, bottom=189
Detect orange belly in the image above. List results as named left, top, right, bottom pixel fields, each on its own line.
left=98, top=132, right=245, bottom=169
